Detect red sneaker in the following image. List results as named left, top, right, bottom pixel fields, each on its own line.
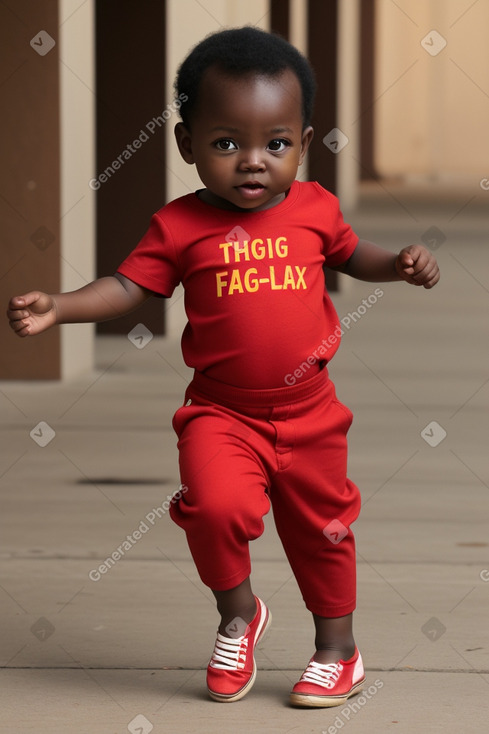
left=290, top=647, right=365, bottom=707
left=206, top=596, right=271, bottom=702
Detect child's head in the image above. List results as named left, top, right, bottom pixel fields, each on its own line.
left=174, top=27, right=316, bottom=212
left=175, top=26, right=316, bottom=131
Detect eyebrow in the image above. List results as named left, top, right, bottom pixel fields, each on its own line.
left=209, top=127, right=240, bottom=133
left=209, top=126, right=294, bottom=134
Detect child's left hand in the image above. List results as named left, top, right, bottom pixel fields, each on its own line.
left=395, top=245, right=440, bottom=289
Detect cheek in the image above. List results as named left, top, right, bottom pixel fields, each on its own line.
left=273, top=157, right=299, bottom=178
left=194, top=157, right=233, bottom=188
left=197, top=154, right=231, bottom=173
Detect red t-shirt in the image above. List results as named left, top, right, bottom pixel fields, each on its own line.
left=117, top=180, right=358, bottom=388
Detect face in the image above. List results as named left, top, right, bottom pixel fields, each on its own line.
left=174, top=66, right=314, bottom=212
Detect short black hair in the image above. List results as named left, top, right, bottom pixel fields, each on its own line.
left=174, top=26, right=316, bottom=129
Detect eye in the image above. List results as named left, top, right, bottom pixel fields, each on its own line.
left=267, top=138, right=290, bottom=153
left=214, top=138, right=238, bottom=151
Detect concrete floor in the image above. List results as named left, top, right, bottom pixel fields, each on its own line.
left=1, top=184, right=488, bottom=733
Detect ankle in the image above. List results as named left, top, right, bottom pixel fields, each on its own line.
left=217, top=598, right=257, bottom=637
left=313, top=643, right=356, bottom=665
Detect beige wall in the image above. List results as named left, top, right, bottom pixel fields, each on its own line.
left=375, top=0, right=489, bottom=181
left=59, top=0, right=95, bottom=377
left=337, top=0, right=360, bottom=210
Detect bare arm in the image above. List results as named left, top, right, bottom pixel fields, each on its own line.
left=333, top=239, right=440, bottom=289
left=7, top=274, right=152, bottom=337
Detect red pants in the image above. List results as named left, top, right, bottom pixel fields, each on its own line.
left=170, top=367, right=361, bottom=617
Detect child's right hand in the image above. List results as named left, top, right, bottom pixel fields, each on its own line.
left=7, top=292, right=58, bottom=337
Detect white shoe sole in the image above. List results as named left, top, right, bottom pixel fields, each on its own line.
left=289, top=677, right=365, bottom=708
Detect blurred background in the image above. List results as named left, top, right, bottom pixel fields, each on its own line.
left=1, top=0, right=487, bottom=379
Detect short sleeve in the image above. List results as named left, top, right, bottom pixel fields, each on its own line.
left=116, top=212, right=181, bottom=296
left=318, top=186, right=359, bottom=267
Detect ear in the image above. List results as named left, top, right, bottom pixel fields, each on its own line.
left=174, top=123, right=194, bottom=164
left=298, top=126, right=314, bottom=165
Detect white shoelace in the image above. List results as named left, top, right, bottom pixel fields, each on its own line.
left=209, top=632, right=249, bottom=670
left=299, top=660, right=344, bottom=689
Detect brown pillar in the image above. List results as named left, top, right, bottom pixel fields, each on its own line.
left=95, top=0, right=167, bottom=335
left=0, top=0, right=61, bottom=379
left=307, top=0, right=339, bottom=290
left=271, top=0, right=290, bottom=38
left=360, top=0, right=378, bottom=179
left=307, top=0, right=338, bottom=194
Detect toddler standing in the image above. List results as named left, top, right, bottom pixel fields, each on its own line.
left=7, top=27, right=439, bottom=707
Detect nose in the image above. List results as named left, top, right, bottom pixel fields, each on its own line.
left=237, top=149, right=266, bottom=172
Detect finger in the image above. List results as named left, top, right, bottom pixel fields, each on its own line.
left=6, top=307, right=29, bottom=321
left=422, top=269, right=441, bottom=289
left=8, top=296, right=25, bottom=309
left=401, top=264, right=416, bottom=276
left=410, top=265, right=431, bottom=282
left=15, top=325, right=32, bottom=337
left=409, top=259, right=439, bottom=287
left=398, top=251, right=415, bottom=269
left=9, top=318, right=30, bottom=336
left=422, top=262, right=439, bottom=280
left=405, top=244, right=423, bottom=260
left=410, top=256, right=435, bottom=279
left=10, top=292, right=41, bottom=309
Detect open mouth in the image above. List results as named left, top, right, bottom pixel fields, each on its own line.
left=237, top=181, right=266, bottom=198
left=240, top=181, right=264, bottom=189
